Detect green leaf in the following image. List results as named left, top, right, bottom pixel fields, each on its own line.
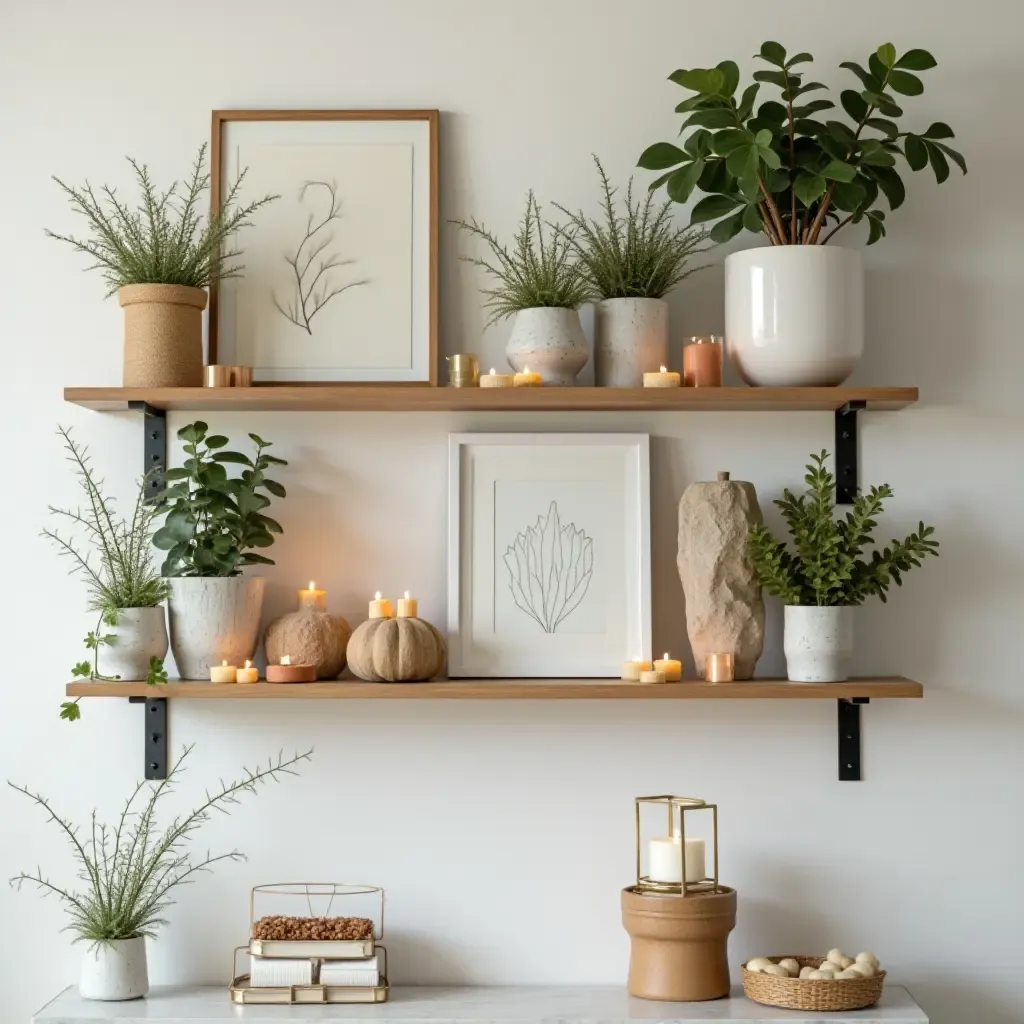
left=646, top=169, right=675, bottom=192
left=753, top=69, right=790, bottom=89
left=826, top=120, right=857, bottom=148
left=666, top=160, right=704, bottom=202
left=697, top=159, right=732, bottom=194
left=668, top=68, right=691, bottom=87
left=204, top=434, right=229, bottom=449
left=675, top=94, right=707, bottom=113
left=932, top=141, right=967, bottom=175
left=756, top=100, right=788, bottom=124
left=726, top=145, right=758, bottom=180
left=753, top=129, right=773, bottom=148
left=925, top=140, right=950, bottom=183
left=683, top=129, right=712, bottom=158
left=71, top=661, right=92, bottom=678
left=922, top=122, right=954, bottom=140
left=786, top=51, right=813, bottom=67
left=211, top=451, right=250, bottom=465
left=716, top=60, right=740, bottom=96
left=876, top=96, right=904, bottom=117
left=248, top=433, right=269, bottom=447
left=864, top=117, right=899, bottom=139
left=868, top=52, right=888, bottom=82
left=59, top=701, right=82, bottom=722
left=792, top=81, right=828, bottom=96
left=690, top=193, right=744, bottom=224
left=858, top=141, right=896, bottom=166
left=822, top=160, right=857, bottom=183
left=888, top=70, right=923, bottom=96
left=711, top=129, right=753, bottom=156
left=239, top=552, right=276, bottom=566
left=683, top=108, right=737, bottom=129
left=758, top=41, right=787, bottom=66
left=895, top=48, right=937, bottom=71
left=742, top=203, right=764, bottom=232
left=737, top=83, right=760, bottom=120
left=904, top=134, right=928, bottom=171
left=262, top=479, right=286, bottom=498
left=793, top=172, right=827, bottom=206
left=163, top=467, right=191, bottom=481
left=758, top=145, right=782, bottom=170
left=793, top=99, right=834, bottom=116
left=840, top=89, right=869, bottom=121
left=763, top=167, right=791, bottom=193
left=794, top=119, right=828, bottom=136
left=868, top=166, right=906, bottom=209
left=840, top=61, right=882, bottom=92
left=876, top=42, right=897, bottom=69
left=673, top=68, right=726, bottom=95
left=866, top=210, right=887, bottom=245
left=830, top=178, right=867, bottom=212
left=708, top=209, right=745, bottom=242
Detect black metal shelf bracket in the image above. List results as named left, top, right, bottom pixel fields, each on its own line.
left=128, top=696, right=168, bottom=779
left=837, top=697, right=869, bottom=781
left=835, top=400, right=866, bottom=505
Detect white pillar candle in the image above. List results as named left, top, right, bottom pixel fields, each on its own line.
left=620, top=658, right=653, bottom=681
left=648, top=835, right=706, bottom=884
left=397, top=590, right=418, bottom=617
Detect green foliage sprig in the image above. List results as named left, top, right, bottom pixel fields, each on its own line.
left=453, top=191, right=594, bottom=324
left=9, top=745, right=312, bottom=944
left=153, top=422, right=287, bottom=578
left=554, top=156, right=711, bottom=299
left=47, top=143, right=278, bottom=293
left=639, top=42, right=966, bottom=245
left=747, top=451, right=939, bottom=606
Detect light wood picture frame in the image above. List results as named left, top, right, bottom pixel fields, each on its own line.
left=210, top=109, right=438, bottom=384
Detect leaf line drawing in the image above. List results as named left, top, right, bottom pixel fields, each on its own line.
left=504, top=500, right=593, bottom=633
left=272, top=180, right=368, bottom=334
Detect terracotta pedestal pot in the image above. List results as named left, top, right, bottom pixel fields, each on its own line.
left=621, top=886, right=737, bottom=1001
left=118, top=283, right=207, bottom=386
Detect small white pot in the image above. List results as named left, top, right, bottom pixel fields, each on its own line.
left=725, top=245, right=863, bottom=386
left=99, top=606, right=169, bottom=681
left=784, top=605, right=853, bottom=682
left=506, top=307, right=589, bottom=385
left=167, top=576, right=264, bottom=679
left=79, top=937, right=148, bottom=1001
left=594, top=297, right=669, bottom=387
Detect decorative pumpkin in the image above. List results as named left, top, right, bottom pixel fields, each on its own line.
left=264, top=608, right=352, bottom=680
left=346, top=617, right=446, bottom=682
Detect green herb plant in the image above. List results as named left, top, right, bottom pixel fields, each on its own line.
left=153, top=422, right=287, bottom=577
left=47, top=143, right=278, bottom=293
left=554, top=156, right=711, bottom=299
left=639, top=42, right=966, bottom=245
left=9, top=745, right=312, bottom=945
left=747, top=451, right=939, bottom=606
left=62, top=643, right=168, bottom=723
left=453, top=191, right=594, bottom=325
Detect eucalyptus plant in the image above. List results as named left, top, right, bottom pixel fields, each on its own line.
left=639, top=42, right=966, bottom=245
left=153, top=421, right=287, bottom=577
left=747, top=451, right=939, bottom=606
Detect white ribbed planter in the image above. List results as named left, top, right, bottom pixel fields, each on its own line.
left=79, top=937, right=148, bottom=1001
left=725, top=245, right=864, bottom=386
left=594, top=297, right=669, bottom=387
left=506, top=307, right=589, bottom=385
left=167, top=576, right=264, bottom=679
left=784, top=605, right=853, bottom=682
left=99, top=606, right=168, bottom=681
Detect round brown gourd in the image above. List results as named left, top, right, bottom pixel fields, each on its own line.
left=347, top=617, right=446, bottom=682
left=264, top=609, right=352, bottom=680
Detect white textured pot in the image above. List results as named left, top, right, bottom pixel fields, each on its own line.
left=167, top=576, right=265, bottom=679
left=79, top=937, right=148, bottom=1001
left=784, top=605, right=853, bottom=682
left=99, top=606, right=169, bottom=681
left=506, top=307, right=589, bottom=385
left=725, top=245, right=863, bottom=386
left=594, top=297, right=669, bottom=387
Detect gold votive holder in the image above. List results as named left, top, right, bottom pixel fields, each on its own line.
left=204, top=365, right=253, bottom=387
left=231, top=365, right=253, bottom=387
left=704, top=652, right=735, bottom=683
left=447, top=354, right=480, bottom=387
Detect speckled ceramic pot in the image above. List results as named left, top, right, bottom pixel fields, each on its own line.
left=594, top=297, right=668, bottom=387
left=79, top=937, right=148, bottom=1001
left=784, top=605, right=853, bottom=682
left=99, top=606, right=169, bottom=681
left=506, top=307, right=589, bottom=385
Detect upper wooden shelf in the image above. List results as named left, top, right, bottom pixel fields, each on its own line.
left=63, top=385, right=918, bottom=413
left=67, top=677, right=922, bottom=700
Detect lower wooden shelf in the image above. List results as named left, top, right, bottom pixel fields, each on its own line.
left=66, top=677, right=922, bottom=700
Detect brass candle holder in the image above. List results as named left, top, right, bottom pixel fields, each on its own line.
left=446, top=354, right=480, bottom=387
left=633, top=795, right=720, bottom=896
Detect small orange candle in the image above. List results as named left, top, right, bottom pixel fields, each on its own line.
left=298, top=580, right=326, bottom=611
left=683, top=335, right=723, bottom=387
left=369, top=591, right=393, bottom=619
left=513, top=365, right=542, bottom=387
left=266, top=654, right=317, bottom=683
left=235, top=659, right=259, bottom=684
left=654, top=653, right=682, bottom=681
left=397, top=590, right=418, bottom=617
left=210, top=659, right=237, bottom=683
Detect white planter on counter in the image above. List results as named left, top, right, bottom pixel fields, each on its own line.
left=99, top=606, right=168, bottom=680
left=506, top=306, right=589, bottom=385
left=725, top=245, right=863, bottom=386
left=79, top=937, right=148, bottom=1001
left=594, top=297, right=669, bottom=387
left=784, top=605, right=853, bottom=682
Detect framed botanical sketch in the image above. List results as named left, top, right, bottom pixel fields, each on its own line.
left=448, top=434, right=652, bottom=678
left=210, top=109, right=438, bottom=383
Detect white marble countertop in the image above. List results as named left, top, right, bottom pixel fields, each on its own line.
left=33, top=984, right=927, bottom=1023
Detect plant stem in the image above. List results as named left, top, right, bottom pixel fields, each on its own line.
left=758, top=178, right=788, bottom=245
left=782, top=74, right=798, bottom=244
left=821, top=215, right=853, bottom=244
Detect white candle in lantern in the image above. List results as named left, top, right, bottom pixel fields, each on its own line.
left=648, top=834, right=706, bottom=884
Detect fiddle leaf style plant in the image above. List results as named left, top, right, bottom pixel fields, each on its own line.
left=554, top=156, right=712, bottom=299
left=453, top=191, right=594, bottom=325
left=153, top=421, right=288, bottom=577
left=46, top=143, right=278, bottom=294
left=639, top=42, right=966, bottom=245
left=747, top=450, right=939, bottom=606
left=9, top=745, right=312, bottom=944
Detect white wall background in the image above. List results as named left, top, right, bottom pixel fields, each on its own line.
left=2, top=1, right=1021, bottom=1021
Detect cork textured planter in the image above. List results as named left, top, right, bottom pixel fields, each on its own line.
left=118, top=283, right=207, bottom=387
left=621, top=886, right=737, bottom=1001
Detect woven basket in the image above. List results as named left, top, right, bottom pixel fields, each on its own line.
left=742, top=955, right=885, bottom=1011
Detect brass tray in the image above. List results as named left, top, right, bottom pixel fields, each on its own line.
left=230, top=974, right=389, bottom=1004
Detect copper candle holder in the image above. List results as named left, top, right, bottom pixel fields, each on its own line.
left=204, top=364, right=254, bottom=387
left=704, top=652, right=735, bottom=683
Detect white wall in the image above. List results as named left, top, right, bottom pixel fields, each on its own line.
left=2, top=1, right=1021, bottom=1021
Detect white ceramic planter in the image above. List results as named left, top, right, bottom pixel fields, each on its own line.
left=594, top=297, right=669, bottom=387
left=506, top=307, right=589, bottom=385
left=167, top=576, right=265, bottom=679
left=99, top=606, right=168, bottom=681
left=784, top=605, right=853, bottom=682
left=725, top=245, right=864, bottom=386
left=79, top=937, right=148, bottom=1001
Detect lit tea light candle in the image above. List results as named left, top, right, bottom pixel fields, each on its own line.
left=654, top=652, right=682, bottom=681
left=513, top=365, right=542, bottom=387
left=397, top=590, right=418, bottom=618
left=266, top=654, right=317, bottom=683
left=642, top=365, right=681, bottom=388
left=298, top=580, right=326, bottom=611
left=369, top=591, right=393, bottom=619
left=480, top=367, right=515, bottom=388
left=209, top=659, right=237, bottom=683
left=639, top=669, right=667, bottom=684
left=705, top=652, right=735, bottom=683
left=648, top=834, right=706, bottom=884
left=621, top=658, right=653, bottom=681
left=235, top=659, right=259, bottom=684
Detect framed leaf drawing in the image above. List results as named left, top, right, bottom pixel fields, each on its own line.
left=210, top=110, right=438, bottom=383
left=448, top=434, right=652, bottom=677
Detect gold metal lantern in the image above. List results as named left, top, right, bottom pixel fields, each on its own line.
left=634, top=795, right=719, bottom=896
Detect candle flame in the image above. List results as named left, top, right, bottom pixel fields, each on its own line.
left=221, top=659, right=228, bottom=667
left=244, top=660, right=252, bottom=669
left=660, top=366, right=667, bottom=373
left=374, top=591, right=382, bottom=600
left=663, top=652, right=669, bottom=661
left=489, top=368, right=496, bottom=374
left=523, top=365, right=531, bottom=373
left=404, top=590, right=410, bottom=599
left=308, top=580, right=316, bottom=591
left=281, top=655, right=291, bottom=666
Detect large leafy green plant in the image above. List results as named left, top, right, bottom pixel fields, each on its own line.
left=747, top=451, right=939, bottom=606
left=153, top=422, right=287, bottom=577
left=639, top=42, right=966, bottom=245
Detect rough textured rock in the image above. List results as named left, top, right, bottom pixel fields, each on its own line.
left=677, top=472, right=765, bottom=679
left=264, top=608, right=352, bottom=680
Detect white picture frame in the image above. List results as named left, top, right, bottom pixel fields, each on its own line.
left=448, top=433, right=651, bottom=678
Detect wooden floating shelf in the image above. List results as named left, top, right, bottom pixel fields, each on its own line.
left=66, top=677, right=922, bottom=700
left=63, top=385, right=918, bottom=413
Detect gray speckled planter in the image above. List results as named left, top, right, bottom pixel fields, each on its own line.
left=506, top=307, right=588, bottom=385
left=594, top=297, right=669, bottom=387
left=99, top=606, right=168, bottom=681
left=784, top=605, right=853, bottom=682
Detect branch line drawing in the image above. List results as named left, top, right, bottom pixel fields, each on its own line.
left=272, top=180, right=368, bottom=334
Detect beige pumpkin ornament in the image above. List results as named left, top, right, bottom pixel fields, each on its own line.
left=264, top=607, right=352, bottom=680
left=347, top=617, right=446, bottom=682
